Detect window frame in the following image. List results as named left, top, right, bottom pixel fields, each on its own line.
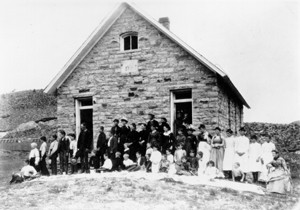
left=120, top=32, right=138, bottom=52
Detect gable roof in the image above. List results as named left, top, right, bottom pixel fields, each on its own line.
left=44, top=2, right=250, bottom=108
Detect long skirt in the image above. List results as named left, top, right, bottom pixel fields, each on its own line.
left=151, top=163, right=160, bottom=173
left=210, top=147, right=224, bottom=171
left=223, top=147, right=235, bottom=171
left=267, top=169, right=291, bottom=194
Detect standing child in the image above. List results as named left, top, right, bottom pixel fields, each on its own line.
left=197, top=151, right=205, bottom=176
left=68, top=133, right=78, bottom=174
left=159, top=154, right=170, bottom=173
left=150, top=144, right=162, bottom=173
left=174, top=143, right=187, bottom=170
left=232, top=162, right=245, bottom=182
left=185, top=128, right=197, bottom=156
left=39, top=136, right=49, bottom=176
left=57, top=130, right=69, bottom=175
left=176, top=128, right=186, bottom=146
left=48, top=134, right=58, bottom=175
left=29, top=142, right=40, bottom=172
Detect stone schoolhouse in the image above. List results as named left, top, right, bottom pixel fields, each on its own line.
left=44, top=2, right=250, bottom=141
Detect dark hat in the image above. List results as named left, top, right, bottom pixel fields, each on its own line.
left=214, top=127, right=221, bottom=131
left=148, top=113, right=155, bottom=118
left=239, top=127, right=246, bottom=132
left=161, top=117, right=167, bottom=122
left=226, top=129, right=233, bottom=134
left=198, top=124, right=206, bottom=129
left=121, top=117, right=128, bottom=123
left=113, top=119, right=119, bottom=123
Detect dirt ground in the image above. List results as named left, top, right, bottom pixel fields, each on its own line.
left=0, top=173, right=299, bottom=210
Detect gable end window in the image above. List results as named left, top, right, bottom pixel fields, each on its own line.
left=120, top=32, right=138, bottom=51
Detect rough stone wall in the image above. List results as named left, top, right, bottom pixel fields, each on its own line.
left=216, top=78, right=243, bottom=133
left=57, top=8, right=240, bottom=142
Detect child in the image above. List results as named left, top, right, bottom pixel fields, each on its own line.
left=232, top=162, right=245, bottom=182
left=68, top=133, right=78, bottom=174
left=146, top=142, right=153, bottom=156
left=248, top=135, right=262, bottom=183
left=176, top=128, right=186, bottom=146
left=97, top=153, right=112, bottom=172
left=176, top=156, right=192, bottom=176
left=159, top=154, right=170, bottom=173
left=112, top=151, right=123, bottom=171
left=196, top=151, right=205, bottom=176
left=187, top=150, right=198, bottom=174
left=150, top=144, right=162, bottom=173
left=123, top=153, right=136, bottom=169
left=204, top=160, right=220, bottom=180
left=127, top=151, right=146, bottom=172
left=185, top=128, right=197, bottom=156
left=39, top=136, right=49, bottom=176
left=174, top=143, right=187, bottom=170
left=145, top=154, right=152, bottom=173
left=29, top=142, right=40, bottom=172
left=10, top=160, right=38, bottom=184
left=166, top=149, right=174, bottom=164
left=48, top=134, right=58, bottom=175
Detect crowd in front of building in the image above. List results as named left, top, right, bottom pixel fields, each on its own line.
left=10, top=113, right=291, bottom=194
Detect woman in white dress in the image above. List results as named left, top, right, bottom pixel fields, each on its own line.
left=234, top=127, right=250, bottom=173
left=259, top=135, right=276, bottom=182
left=248, top=135, right=262, bottom=182
left=222, top=129, right=235, bottom=179
left=197, top=124, right=211, bottom=167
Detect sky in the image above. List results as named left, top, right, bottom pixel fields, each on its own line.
left=0, top=0, right=299, bottom=123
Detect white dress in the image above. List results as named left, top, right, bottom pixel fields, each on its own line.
left=223, top=136, right=235, bottom=171
left=248, top=142, right=262, bottom=172
left=259, top=142, right=276, bottom=181
left=197, top=159, right=206, bottom=175
left=234, top=135, right=250, bottom=172
left=150, top=150, right=162, bottom=173
left=197, top=141, right=211, bottom=167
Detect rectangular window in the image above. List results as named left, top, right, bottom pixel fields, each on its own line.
left=121, top=32, right=138, bottom=51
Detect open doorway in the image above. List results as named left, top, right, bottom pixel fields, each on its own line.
left=171, top=89, right=193, bottom=134
left=75, top=97, right=93, bottom=140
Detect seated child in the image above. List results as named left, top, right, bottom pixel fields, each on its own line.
left=112, top=151, right=123, bottom=171
left=145, top=154, right=152, bottom=173
left=97, top=153, right=112, bottom=172
left=196, top=151, right=205, bottom=176
left=166, top=149, right=174, bottom=163
left=159, top=154, right=170, bottom=173
left=145, top=142, right=153, bottom=157
left=127, top=151, right=146, bottom=172
left=123, top=153, right=136, bottom=170
left=10, top=160, right=38, bottom=184
left=174, top=143, right=187, bottom=171
left=204, top=160, right=220, bottom=181
left=232, top=162, right=245, bottom=182
left=150, top=144, right=162, bottom=173
left=176, top=156, right=193, bottom=176
left=187, top=150, right=198, bottom=174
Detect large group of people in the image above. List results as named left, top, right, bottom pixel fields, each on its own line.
left=11, top=113, right=292, bottom=194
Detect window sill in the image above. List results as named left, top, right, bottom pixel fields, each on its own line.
left=117, top=49, right=141, bottom=54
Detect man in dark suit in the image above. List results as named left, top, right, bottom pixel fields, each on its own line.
left=77, top=122, right=93, bottom=173
left=57, top=130, right=69, bottom=175
left=146, top=114, right=159, bottom=133
left=96, top=126, right=107, bottom=167
left=138, top=123, right=148, bottom=156
left=111, top=119, right=121, bottom=138
left=107, top=131, right=118, bottom=159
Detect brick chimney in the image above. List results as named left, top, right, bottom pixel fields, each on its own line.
left=158, top=17, right=170, bottom=30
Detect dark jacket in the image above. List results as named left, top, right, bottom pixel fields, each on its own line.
left=97, top=132, right=107, bottom=151
left=107, top=136, right=118, bottom=155
left=111, top=125, right=121, bottom=137
left=146, top=119, right=159, bottom=133
left=77, top=129, right=93, bottom=152
left=58, top=137, right=70, bottom=153
left=137, top=156, right=146, bottom=167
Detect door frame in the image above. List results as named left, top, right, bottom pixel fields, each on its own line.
left=170, top=89, right=193, bottom=132
left=75, top=98, right=93, bottom=140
